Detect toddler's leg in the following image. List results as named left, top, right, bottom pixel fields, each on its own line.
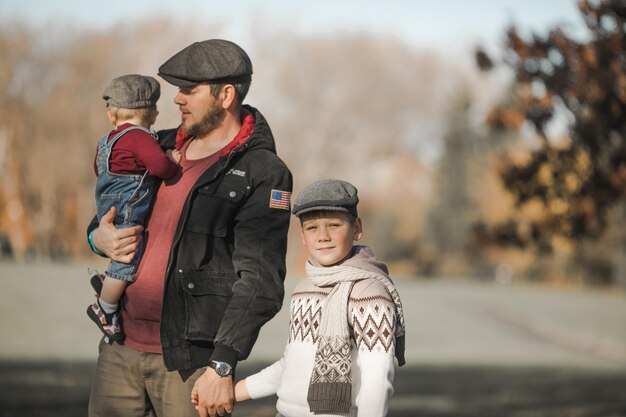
left=87, top=275, right=127, bottom=342
left=100, top=275, right=128, bottom=306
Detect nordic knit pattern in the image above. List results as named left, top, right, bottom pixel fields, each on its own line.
left=245, top=249, right=398, bottom=417
left=288, top=291, right=396, bottom=353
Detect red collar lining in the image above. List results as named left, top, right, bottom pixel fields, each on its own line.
left=174, top=109, right=255, bottom=157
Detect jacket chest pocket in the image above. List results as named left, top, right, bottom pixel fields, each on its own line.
left=185, top=179, right=249, bottom=236
left=180, top=269, right=237, bottom=341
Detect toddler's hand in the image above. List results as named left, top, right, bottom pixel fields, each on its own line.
left=191, top=386, right=199, bottom=405
left=166, top=149, right=182, bottom=164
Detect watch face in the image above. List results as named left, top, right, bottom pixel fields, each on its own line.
left=214, top=361, right=232, bottom=377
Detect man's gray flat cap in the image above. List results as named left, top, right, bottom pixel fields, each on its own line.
left=158, top=39, right=253, bottom=87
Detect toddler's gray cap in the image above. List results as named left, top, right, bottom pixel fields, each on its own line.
left=102, top=74, right=160, bottom=109
left=293, top=179, right=359, bottom=218
left=158, top=39, right=253, bottom=87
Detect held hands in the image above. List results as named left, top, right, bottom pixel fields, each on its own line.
left=191, top=367, right=234, bottom=417
left=91, top=207, right=143, bottom=264
left=191, top=377, right=251, bottom=410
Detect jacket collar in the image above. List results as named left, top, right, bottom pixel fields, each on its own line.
left=172, top=105, right=276, bottom=157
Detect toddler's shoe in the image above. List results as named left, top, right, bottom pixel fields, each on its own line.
left=87, top=299, right=125, bottom=343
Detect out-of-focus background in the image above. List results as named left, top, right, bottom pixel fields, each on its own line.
left=1, top=1, right=626, bottom=416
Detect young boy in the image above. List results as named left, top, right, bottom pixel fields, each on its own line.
left=193, top=179, right=406, bottom=416
left=88, top=74, right=180, bottom=342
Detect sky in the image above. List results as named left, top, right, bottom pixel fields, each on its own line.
left=1, top=0, right=585, bottom=51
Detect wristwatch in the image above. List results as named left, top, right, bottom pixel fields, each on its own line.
left=209, top=360, right=233, bottom=377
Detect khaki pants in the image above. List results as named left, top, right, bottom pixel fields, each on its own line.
left=88, top=339, right=205, bottom=417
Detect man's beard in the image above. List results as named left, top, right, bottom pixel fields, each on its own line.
left=183, top=101, right=226, bottom=137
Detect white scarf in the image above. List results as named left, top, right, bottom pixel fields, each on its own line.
left=305, top=245, right=406, bottom=414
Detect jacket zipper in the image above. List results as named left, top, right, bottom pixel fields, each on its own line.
left=161, top=144, right=247, bottom=324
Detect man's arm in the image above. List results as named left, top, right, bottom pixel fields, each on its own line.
left=87, top=207, right=143, bottom=263
left=212, top=165, right=292, bottom=364
left=194, top=164, right=292, bottom=417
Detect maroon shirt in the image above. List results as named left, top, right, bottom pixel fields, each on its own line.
left=122, top=111, right=256, bottom=353
left=123, top=139, right=220, bottom=353
left=93, top=123, right=178, bottom=179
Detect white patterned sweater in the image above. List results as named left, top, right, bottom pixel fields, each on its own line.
left=244, top=266, right=397, bottom=417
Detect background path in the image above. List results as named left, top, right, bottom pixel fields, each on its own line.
left=1, top=262, right=625, bottom=416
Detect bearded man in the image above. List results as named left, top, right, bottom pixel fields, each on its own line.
left=87, top=39, right=292, bottom=417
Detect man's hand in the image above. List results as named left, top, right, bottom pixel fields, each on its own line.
left=91, top=207, right=143, bottom=263
left=192, top=367, right=234, bottom=417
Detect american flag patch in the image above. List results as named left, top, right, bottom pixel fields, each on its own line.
left=269, top=189, right=291, bottom=210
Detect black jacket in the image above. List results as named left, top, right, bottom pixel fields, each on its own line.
left=88, top=105, right=292, bottom=377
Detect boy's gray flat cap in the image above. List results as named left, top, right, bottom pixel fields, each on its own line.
left=293, top=179, right=359, bottom=218
left=102, top=74, right=160, bottom=109
left=158, top=39, right=253, bottom=87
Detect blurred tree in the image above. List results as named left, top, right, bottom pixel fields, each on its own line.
left=474, top=0, right=626, bottom=284
left=0, top=21, right=191, bottom=260
left=425, top=92, right=478, bottom=274
left=0, top=19, right=490, bottom=270
left=251, top=33, right=453, bottom=272
left=0, top=25, right=39, bottom=260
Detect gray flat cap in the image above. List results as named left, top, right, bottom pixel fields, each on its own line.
left=158, top=39, right=253, bottom=87
left=102, top=74, right=160, bottom=109
left=293, top=179, right=359, bottom=218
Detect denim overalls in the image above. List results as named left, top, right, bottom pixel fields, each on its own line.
left=95, top=126, right=157, bottom=282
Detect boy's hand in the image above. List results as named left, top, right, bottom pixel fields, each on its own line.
left=166, top=149, right=182, bottom=164
left=92, top=207, right=142, bottom=264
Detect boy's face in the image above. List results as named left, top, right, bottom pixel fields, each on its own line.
left=300, top=211, right=362, bottom=267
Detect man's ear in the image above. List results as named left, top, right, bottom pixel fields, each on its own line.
left=353, top=217, right=363, bottom=241
left=220, top=84, right=238, bottom=110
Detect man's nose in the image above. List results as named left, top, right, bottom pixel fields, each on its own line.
left=174, top=92, right=185, bottom=105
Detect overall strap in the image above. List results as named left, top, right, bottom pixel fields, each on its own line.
left=98, top=125, right=156, bottom=175
left=106, top=125, right=155, bottom=150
